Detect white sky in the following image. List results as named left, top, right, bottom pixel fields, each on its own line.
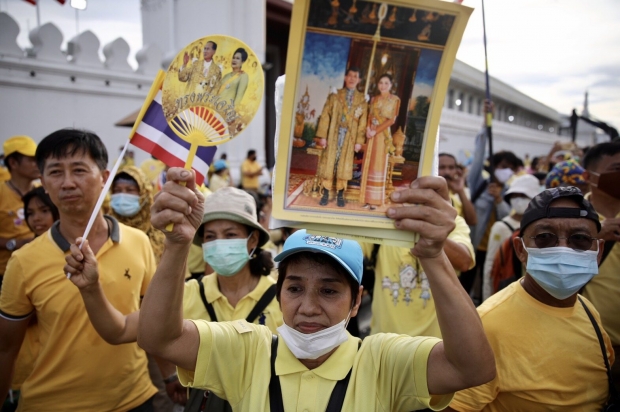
left=2, top=0, right=619, bottom=131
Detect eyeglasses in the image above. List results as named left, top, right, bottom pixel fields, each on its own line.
left=528, top=233, right=597, bottom=251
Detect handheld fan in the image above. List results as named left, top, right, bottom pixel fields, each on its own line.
left=162, top=34, right=264, bottom=230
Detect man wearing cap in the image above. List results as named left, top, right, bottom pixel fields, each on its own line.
left=582, top=141, right=620, bottom=391
left=0, top=136, right=39, bottom=287
left=448, top=187, right=614, bottom=411
left=481, top=174, right=541, bottom=301
left=132, top=168, right=496, bottom=411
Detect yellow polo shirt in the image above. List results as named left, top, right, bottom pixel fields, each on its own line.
left=366, top=215, right=475, bottom=337
left=183, top=273, right=282, bottom=332
left=0, top=183, right=34, bottom=274
left=450, top=192, right=464, bottom=220
left=582, top=210, right=620, bottom=347
left=178, top=321, right=452, bottom=411
left=450, top=282, right=613, bottom=411
left=241, top=159, right=262, bottom=190
left=0, top=217, right=157, bottom=411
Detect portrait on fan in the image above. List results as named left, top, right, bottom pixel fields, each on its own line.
left=281, top=0, right=454, bottom=216
left=161, top=35, right=264, bottom=140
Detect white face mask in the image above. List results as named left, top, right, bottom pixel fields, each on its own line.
left=277, top=311, right=351, bottom=360
left=510, top=197, right=530, bottom=215
left=494, top=168, right=514, bottom=184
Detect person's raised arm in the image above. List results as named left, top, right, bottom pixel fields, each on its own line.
left=64, top=238, right=139, bottom=345
left=387, top=176, right=496, bottom=395
left=138, top=168, right=204, bottom=371
left=449, top=169, right=477, bottom=226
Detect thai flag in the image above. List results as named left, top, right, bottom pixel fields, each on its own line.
left=129, top=71, right=216, bottom=186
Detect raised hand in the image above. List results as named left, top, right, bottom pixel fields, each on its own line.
left=151, top=168, right=205, bottom=245
left=487, top=182, right=503, bottom=204
left=447, top=169, right=465, bottom=193
left=65, top=238, right=99, bottom=290
left=387, top=176, right=456, bottom=259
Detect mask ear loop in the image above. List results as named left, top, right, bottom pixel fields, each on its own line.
left=247, top=231, right=258, bottom=259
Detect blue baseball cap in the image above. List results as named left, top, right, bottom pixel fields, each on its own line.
left=274, top=230, right=363, bottom=284
left=213, top=159, right=227, bottom=172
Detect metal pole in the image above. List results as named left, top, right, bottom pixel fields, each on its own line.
left=481, top=0, right=494, bottom=177
left=75, top=8, right=79, bottom=35
left=35, top=0, right=41, bottom=28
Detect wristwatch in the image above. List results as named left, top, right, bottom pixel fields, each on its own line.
left=6, top=239, right=17, bottom=251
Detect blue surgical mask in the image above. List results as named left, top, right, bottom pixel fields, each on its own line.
left=523, top=240, right=599, bottom=300
left=110, top=193, right=142, bottom=217
left=202, top=233, right=256, bottom=277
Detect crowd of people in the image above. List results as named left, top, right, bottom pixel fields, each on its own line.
left=0, top=99, right=618, bottom=411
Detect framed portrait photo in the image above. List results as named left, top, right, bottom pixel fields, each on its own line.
left=272, top=0, right=473, bottom=246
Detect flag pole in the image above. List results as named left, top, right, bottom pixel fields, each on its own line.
left=481, top=0, right=494, bottom=177
left=35, top=1, right=41, bottom=28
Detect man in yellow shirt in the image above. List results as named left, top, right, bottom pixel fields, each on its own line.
left=448, top=187, right=614, bottom=411
left=0, top=129, right=157, bottom=411
left=365, top=215, right=474, bottom=337
left=240, top=149, right=263, bottom=196
left=439, top=153, right=477, bottom=226
left=582, top=141, right=620, bottom=391
left=0, top=136, right=39, bottom=286
left=133, top=169, right=496, bottom=411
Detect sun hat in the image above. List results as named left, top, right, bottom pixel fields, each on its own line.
left=520, top=186, right=600, bottom=235
left=4, top=135, right=37, bottom=157
left=503, top=174, right=541, bottom=203
left=193, top=187, right=270, bottom=247
left=274, top=229, right=363, bottom=284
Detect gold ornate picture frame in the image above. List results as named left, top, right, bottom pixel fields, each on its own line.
left=272, top=0, right=472, bottom=246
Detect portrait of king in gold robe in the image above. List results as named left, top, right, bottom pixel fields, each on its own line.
left=315, top=67, right=368, bottom=208
left=177, top=40, right=222, bottom=95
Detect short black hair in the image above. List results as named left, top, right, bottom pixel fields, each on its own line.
left=35, top=129, right=108, bottom=173
left=377, top=73, right=393, bottom=83
left=206, top=41, right=217, bottom=51
left=346, top=66, right=361, bottom=77
left=4, top=152, right=24, bottom=173
left=582, top=142, right=620, bottom=171
left=22, top=186, right=59, bottom=226
left=438, top=152, right=457, bottom=163
left=247, top=149, right=256, bottom=158
left=233, top=47, right=248, bottom=63
left=276, top=252, right=360, bottom=307
left=492, top=151, right=520, bottom=169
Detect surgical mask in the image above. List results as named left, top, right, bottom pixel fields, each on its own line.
left=202, top=233, right=256, bottom=277
left=494, top=168, right=514, bottom=184
left=510, top=197, right=530, bottom=215
left=277, top=311, right=351, bottom=359
left=110, top=193, right=142, bottom=217
left=523, top=240, right=599, bottom=300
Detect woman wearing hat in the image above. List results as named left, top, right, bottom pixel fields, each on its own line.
left=120, top=169, right=495, bottom=411
left=64, top=186, right=283, bottom=409
left=208, top=160, right=231, bottom=192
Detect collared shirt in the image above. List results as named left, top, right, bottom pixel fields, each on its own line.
left=183, top=273, right=282, bottom=332
left=0, top=216, right=157, bottom=411
left=178, top=320, right=452, bottom=411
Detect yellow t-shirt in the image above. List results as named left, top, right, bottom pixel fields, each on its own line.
left=11, top=318, right=40, bottom=391
left=450, top=192, right=464, bottom=220
left=0, top=217, right=158, bottom=411
left=0, top=166, right=10, bottom=182
left=241, top=159, right=262, bottom=190
left=139, top=158, right=166, bottom=187
left=582, top=212, right=620, bottom=347
left=178, top=321, right=452, bottom=411
left=367, top=215, right=475, bottom=337
left=450, top=281, right=614, bottom=411
left=0, top=183, right=34, bottom=274
left=183, top=273, right=282, bottom=333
